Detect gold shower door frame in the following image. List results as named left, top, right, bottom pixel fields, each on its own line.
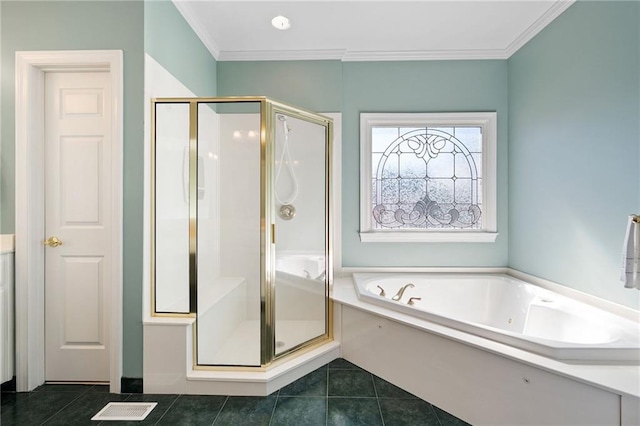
left=150, top=97, right=333, bottom=370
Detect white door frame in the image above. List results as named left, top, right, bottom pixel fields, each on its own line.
left=15, top=50, right=123, bottom=393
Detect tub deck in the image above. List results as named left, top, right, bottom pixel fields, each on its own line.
left=351, top=273, right=640, bottom=362
left=332, top=275, right=640, bottom=399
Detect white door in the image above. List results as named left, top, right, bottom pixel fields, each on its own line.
left=44, top=71, right=112, bottom=382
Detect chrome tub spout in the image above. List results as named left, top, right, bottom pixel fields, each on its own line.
left=391, top=283, right=415, bottom=301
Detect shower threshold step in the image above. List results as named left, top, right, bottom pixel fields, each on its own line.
left=184, top=341, right=339, bottom=396
left=198, top=320, right=326, bottom=366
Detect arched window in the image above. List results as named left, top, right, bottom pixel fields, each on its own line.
left=360, top=113, right=497, bottom=242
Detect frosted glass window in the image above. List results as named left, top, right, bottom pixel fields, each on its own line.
left=360, top=112, right=497, bottom=242
left=371, top=126, right=481, bottom=230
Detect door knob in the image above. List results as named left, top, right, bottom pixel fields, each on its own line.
left=43, top=236, right=62, bottom=247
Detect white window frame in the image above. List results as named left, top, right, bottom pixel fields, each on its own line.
left=359, top=112, right=498, bottom=243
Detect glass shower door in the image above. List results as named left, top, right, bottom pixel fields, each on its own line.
left=196, top=101, right=263, bottom=366
left=152, top=97, right=332, bottom=369
left=272, top=111, right=330, bottom=357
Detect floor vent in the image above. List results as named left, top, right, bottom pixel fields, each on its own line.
left=91, top=402, right=157, bottom=421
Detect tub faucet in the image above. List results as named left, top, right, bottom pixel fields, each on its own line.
left=392, top=283, right=414, bottom=301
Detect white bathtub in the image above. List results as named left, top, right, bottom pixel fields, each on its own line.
left=276, top=253, right=325, bottom=280
left=353, top=273, right=640, bottom=362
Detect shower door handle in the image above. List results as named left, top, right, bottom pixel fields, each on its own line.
left=271, top=224, right=276, bottom=244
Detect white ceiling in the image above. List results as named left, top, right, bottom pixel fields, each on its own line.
left=173, top=0, right=575, bottom=61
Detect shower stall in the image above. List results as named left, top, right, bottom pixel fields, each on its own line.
left=151, top=97, right=332, bottom=368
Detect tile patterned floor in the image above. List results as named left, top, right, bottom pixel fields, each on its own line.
left=0, top=359, right=470, bottom=425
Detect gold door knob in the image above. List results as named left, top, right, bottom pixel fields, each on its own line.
left=43, top=236, right=62, bottom=247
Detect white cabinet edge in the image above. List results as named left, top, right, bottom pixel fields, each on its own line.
left=0, top=235, right=15, bottom=253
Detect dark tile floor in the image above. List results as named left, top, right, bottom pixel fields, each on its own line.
left=0, top=358, right=470, bottom=425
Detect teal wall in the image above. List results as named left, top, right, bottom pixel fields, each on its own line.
left=1, top=0, right=638, bottom=383
left=1, top=1, right=140, bottom=237
left=217, top=60, right=342, bottom=111
left=144, top=0, right=217, bottom=97
left=342, top=61, right=509, bottom=267
left=218, top=60, right=509, bottom=267
left=1, top=0, right=146, bottom=376
left=140, top=0, right=217, bottom=378
left=508, top=1, right=640, bottom=309
left=0, top=0, right=217, bottom=379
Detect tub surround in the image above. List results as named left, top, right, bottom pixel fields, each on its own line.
left=332, top=275, right=639, bottom=398
left=338, top=266, right=639, bottom=321
left=333, top=273, right=640, bottom=425
left=353, top=273, right=640, bottom=362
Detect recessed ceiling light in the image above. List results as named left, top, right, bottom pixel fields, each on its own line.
left=271, top=15, right=291, bottom=30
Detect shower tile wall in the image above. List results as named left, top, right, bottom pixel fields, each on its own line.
left=219, top=114, right=261, bottom=320
left=154, top=103, right=190, bottom=313
left=197, top=104, right=221, bottom=298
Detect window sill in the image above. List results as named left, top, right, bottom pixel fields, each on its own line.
left=359, top=231, right=499, bottom=243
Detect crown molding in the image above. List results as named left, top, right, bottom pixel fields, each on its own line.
left=217, top=49, right=347, bottom=62
left=505, top=0, right=575, bottom=58
left=217, top=48, right=508, bottom=62
left=342, top=49, right=508, bottom=62
left=172, top=0, right=220, bottom=60
left=173, top=0, right=574, bottom=63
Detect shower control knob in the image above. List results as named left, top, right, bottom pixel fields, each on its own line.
left=279, top=204, right=296, bottom=220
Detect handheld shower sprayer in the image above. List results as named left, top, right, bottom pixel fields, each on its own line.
left=275, top=114, right=298, bottom=220
left=277, top=114, right=292, bottom=133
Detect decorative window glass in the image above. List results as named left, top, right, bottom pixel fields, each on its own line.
left=360, top=112, right=497, bottom=242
